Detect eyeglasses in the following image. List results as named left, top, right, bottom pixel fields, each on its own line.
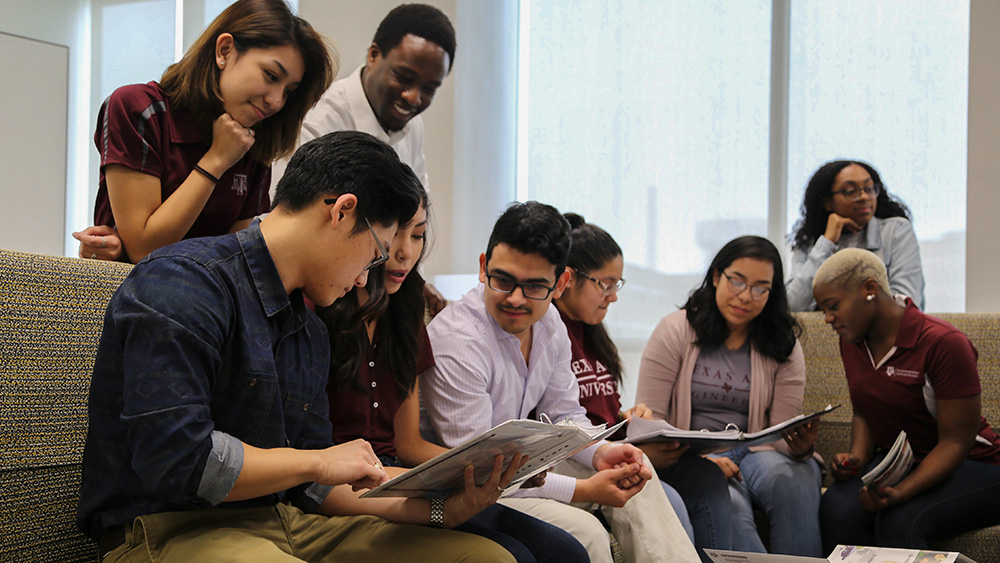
left=721, top=271, right=771, bottom=301
left=362, top=218, right=390, bottom=271
left=485, top=273, right=556, bottom=300
left=831, top=183, right=880, bottom=202
left=322, top=199, right=390, bottom=271
left=573, top=268, right=625, bottom=296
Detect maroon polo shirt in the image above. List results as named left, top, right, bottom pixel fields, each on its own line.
left=328, top=324, right=435, bottom=457
left=93, top=81, right=270, bottom=239
left=560, top=310, right=622, bottom=429
left=840, top=298, right=1000, bottom=464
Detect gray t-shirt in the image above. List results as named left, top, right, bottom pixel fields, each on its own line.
left=689, top=340, right=752, bottom=432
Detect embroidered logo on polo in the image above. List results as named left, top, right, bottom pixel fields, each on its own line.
left=232, top=174, right=248, bottom=195
left=886, top=365, right=921, bottom=379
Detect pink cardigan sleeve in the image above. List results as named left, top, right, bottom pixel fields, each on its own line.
left=637, top=311, right=697, bottom=427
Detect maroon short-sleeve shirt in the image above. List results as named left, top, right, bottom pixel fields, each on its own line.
left=841, top=298, right=1000, bottom=464
left=93, top=82, right=270, bottom=238
left=328, top=324, right=435, bottom=457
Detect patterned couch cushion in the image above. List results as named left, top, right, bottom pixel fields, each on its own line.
left=0, top=249, right=131, bottom=562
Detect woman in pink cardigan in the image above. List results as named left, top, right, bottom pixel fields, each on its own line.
left=636, top=236, right=822, bottom=557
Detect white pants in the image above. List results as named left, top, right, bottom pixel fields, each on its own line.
left=500, top=454, right=700, bottom=563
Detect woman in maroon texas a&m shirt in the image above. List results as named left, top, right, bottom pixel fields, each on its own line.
left=814, top=248, right=1000, bottom=551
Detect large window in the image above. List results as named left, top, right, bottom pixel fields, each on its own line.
left=786, top=0, right=969, bottom=312
left=518, top=1, right=969, bottom=404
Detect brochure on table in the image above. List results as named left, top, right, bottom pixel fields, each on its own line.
left=704, top=546, right=976, bottom=563
left=624, top=404, right=840, bottom=454
left=360, top=418, right=625, bottom=499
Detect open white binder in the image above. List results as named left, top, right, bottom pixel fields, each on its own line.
left=360, top=418, right=625, bottom=498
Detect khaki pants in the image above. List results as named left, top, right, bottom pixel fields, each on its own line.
left=501, top=454, right=700, bottom=563
left=102, top=502, right=515, bottom=563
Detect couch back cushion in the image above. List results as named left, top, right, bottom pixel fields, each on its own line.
left=0, top=249, right=131, bottom=562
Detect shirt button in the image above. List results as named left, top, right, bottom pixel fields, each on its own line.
left=373, top=402, right=379, bottom=408
left=371, top=381, right=377, bottom=388
left=249, top=378, right=257, bottom=387
left=302, top=403, right=310, bottom=412
left=369, top=361, right=375, bottom=367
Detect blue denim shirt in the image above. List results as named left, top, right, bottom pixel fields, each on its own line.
left=77, top=221, right=333, bottom=540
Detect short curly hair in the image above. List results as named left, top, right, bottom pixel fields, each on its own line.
left=372, top=4, right=456, bottom=71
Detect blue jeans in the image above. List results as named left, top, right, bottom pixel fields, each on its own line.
left=661, top=480, right=696, bottom=543
left=380, top=456, right=588, bottom=563
left=820, top=455, right=1000, bottom=552
left=658, top=454, right=733, bottom=563
left=719, top=449, right=822, bottom=556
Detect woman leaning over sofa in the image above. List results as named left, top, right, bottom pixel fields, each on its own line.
left=813, top=248, right=1000, bottom=551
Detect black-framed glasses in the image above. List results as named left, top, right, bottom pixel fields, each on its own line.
left=721, top=271, right=771, bottom=301
left=573, top=268, right=625, bottom=296
left=831, top=183, right=880, bottom=202
left=485, top=273, right=556, bottom=300
left=323, top=199, right=389, bottom=271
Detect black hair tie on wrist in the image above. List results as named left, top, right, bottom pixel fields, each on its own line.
left=193, top=164, right=220, bottom=184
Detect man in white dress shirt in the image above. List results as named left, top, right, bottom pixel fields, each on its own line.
left=421, top=201, right=700, bottom=563
left=272, top=4, right=454, bottom=312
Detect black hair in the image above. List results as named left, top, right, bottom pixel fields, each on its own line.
left=272, top=130, right=420, bottom=235
left=486, top=201, right=572, bottom=279
left=560, top=213, right=624, bottom=384
left=319, top=189, right=430, bottom=398
left=684, top=236, right=800, bottom=363
left=790, top=160, right=913, bottom=252
left=373, top=3, right=456, bottom=71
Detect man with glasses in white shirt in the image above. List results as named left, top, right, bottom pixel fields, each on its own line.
left=420, top=201, right=700, bottom=563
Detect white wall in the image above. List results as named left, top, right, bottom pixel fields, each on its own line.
left=966, top=0, right=1000, bottom=312
left=0, top=0, right=89, bottom=257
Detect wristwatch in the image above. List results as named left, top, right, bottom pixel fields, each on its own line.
left=430, top=497, right=445, bottom=528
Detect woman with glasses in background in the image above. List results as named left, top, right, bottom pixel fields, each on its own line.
left=552, top=213, right=697, bottom=545
left=636, top=236, right=823, bottom=559
left=786, top=160, right=924, bottom=312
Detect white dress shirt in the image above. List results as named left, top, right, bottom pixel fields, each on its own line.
left=421, top=285, right=602, bottom=503
left=270, top=65, right=429, bottom=193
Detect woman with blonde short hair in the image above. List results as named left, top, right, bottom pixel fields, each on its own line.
left=814, top=248, right=1000, bottom=549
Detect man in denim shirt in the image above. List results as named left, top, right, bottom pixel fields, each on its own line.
left=78, top=131, right=519, bottom=563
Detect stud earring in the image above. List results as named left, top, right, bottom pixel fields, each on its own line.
left=866, top=294, right=875, bottom=302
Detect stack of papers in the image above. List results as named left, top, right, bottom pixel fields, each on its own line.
left=861, top=430, right=914, bottom=489
left=704, top=545, right=976, bottom=563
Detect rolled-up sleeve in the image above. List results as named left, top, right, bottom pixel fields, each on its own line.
left=117, top=259, right=234, bottom=506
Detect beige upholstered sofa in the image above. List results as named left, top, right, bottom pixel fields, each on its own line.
left=0, top=249, right=131, bottom=562
left=796, top=312, right=1000, bottom=561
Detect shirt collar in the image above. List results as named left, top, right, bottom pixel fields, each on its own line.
left=894, top=295, right=923, bottom=349
left=237, top=219, right=296, bottom=319
left=345, top=65, right=412, bottom=143
left=862, top=217, right=883, bottom=250
left=558, top=307, right=585, bottom=342
left=148, top=81, right=205, bottom=145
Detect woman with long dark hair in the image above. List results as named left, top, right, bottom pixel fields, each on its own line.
left=787, top=160, right=924, bottom=311
left=637, top=236, right=822, bottom=558
left=75, top=0, right=334, bottom=262
left=813, top=249, right=1000, bottom=551
left=552, top=213, right=696, bottom=544
left=318, top=194, right=588, bottom=563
